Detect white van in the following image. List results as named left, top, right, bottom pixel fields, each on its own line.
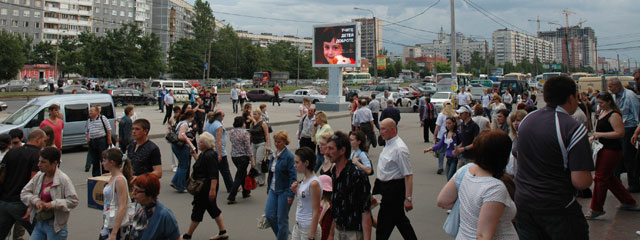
left=149, top=80, right=193, bottom=102
left=0, top=94, right=116, bottom=148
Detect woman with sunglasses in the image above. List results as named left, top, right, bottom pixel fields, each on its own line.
left=130, top=173, right=180, bottom=240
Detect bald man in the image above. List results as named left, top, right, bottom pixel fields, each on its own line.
left=0, top=129, right=48, bottom=238
left=372, top=119, right=417, bottom=240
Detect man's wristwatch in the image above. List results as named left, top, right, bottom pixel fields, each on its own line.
left=406, top=197, right=412, bottom=202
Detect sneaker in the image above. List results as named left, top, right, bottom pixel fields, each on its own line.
left=209, top=232, right=229, bottom=240
left=437, top=169, right=443, bottom=175
left=227, top=200, right=237, bottom=205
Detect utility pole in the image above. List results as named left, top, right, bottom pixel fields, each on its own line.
left=373, top=16, right=378, bottom=79
left=297, top=28, right=300, bottom=87
left=206, top=17, right=216, bottom=81
left=450, top=0, right=457, bottom=80
left=484, top=40, right=489, bottom=75
left=617, top=54, right=621, bottom=75
left=528, top=16, right=542, bottom=75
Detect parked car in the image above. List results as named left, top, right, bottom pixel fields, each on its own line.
left=302, top=86, right=328, bottom=95
left=375, top=92, right=412, bottom=107
left=0, top=101, right=7, bottom=111
left=103, top=88, right=156, bottom=107
left=60, top=85, right=90, bottom=94
left=37, top=83, right=58, bottom=91
left=246, top=89, right=278, bottom=102
left=0, top=80, right=29, bottom=92
left=431, top=91, right=453, bottom=112
left=149, top=80, right=192, bottom=102
left=237, top=80, right=253, bottom=88
left=312, top=79, right=328, bottom=86
left=283, top=89, right=326, bottom=103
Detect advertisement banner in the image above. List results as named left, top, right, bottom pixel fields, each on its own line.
left=312, top=23, right=361, bottom=67
left=376, top=56, right=386, bottom=70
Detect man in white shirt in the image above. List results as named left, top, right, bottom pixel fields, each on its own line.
left=481, top=89, right=492, bottom=119
left=230, top=85, right=239, bottom=113
left=372, top=118, right=417, bottom=240
left=353, top=99, right=377, bottom=148
left=368, top=93, right=381, bottom=130
left=456, top=87, right=471, bottom=107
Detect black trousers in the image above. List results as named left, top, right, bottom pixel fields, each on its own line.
left=359, top=122, right=377, bottom=148
left=423, top=118, right=436, bottom=142
left=228, top=156, right=251, bottom=201
left=615, top=127, right=640, bottom=189
left=374, top=179, right=417, bottom=240
left=514, top=206, right=588, bottom=240
left=299, top=137, right=316, bottom=152
left=272, top=93, right=281, bottom=106
left=88, top=136, right=109, bottom=177
left=372, top=112, right=380, bottom=130
left=191, top=180, right=221, bottom=222
left=163, top=104, right=173, bottom=124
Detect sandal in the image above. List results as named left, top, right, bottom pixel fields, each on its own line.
left=585, top=210, right=605, bottom=220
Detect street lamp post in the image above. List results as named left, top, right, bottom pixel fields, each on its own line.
left=54, top=30, right=67, bottom=81
left=354, top=7, right=377, bottom=79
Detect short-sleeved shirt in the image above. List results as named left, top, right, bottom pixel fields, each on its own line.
left=0, top=144, right=40, bottom=202
left=331, top=161, right=371, bottom=231
left=127, top=140, right=162, bottom=176
left=376, top=136, right=412, bottom=181
left=164, top=94, right=174, bottom=105
left=350, top=149, right=372, bottom=170
left=353, top=107, right=374, bottom=126
left=229, top=128, right=252, bottom=158
left=456, top=92, right=470, bottom=106
left=435, top=113, right=449, bottom=139
left=230, top=88, right=239, bottom=100
left=515, top=106, right=594, bottom=213
left=368, top=99, right=381, bottom=113
left=40, top=118, right=64, bottom=149
left=192, top=149, right=219, bottom=181
left=209, top=120, right=227, bottom=157
left=472, top=116, right=490, bottom=132
left=86, top=115, right=111, bottom=139
left=460, top=119, right=480, bottom=158
left=456, top=169, right=518, bottom=240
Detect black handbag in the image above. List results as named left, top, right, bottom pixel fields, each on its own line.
left=260, top=150, right=271, bottom=173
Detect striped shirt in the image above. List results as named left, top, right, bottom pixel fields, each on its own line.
left=86, top=115, right=111, bottom=139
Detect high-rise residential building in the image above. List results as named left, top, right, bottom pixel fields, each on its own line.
left=151, top=0, right=193, bottom=61
left=539, top=26, right=597, bottom=69
left=352, top=18, right=382, bottom=63
left=0, top=0, right=152, bottom=44
left=403, top=28, right=487, bottom=65
left=492, top=29, right=554, bottom=66
left=235, top=31, right=312, bottom=51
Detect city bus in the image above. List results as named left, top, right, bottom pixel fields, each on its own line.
left=571, top=72, right=596, bottom=82
left=577, top=76, right=634, bottom=92
left=503, top=73, right=527, bottom=81
left=344, top=73, right=372, bottom=85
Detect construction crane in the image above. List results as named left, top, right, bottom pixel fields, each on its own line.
left=577, top=19, right=587, bottom=28
left=528, top=16, right=554, bottom=37
left=558, top=9, right=575, bottom=71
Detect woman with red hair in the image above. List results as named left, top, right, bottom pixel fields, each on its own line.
left=130, top=173, right=181, bottom=240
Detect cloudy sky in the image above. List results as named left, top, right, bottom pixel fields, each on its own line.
left=200, top=0, right=640, bottom=66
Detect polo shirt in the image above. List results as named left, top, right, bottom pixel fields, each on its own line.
left=0, top=144, right=40, bottom=202
left=164, top=94, right=174, bottom=105
left=127, top=140, right=162, bottom=176
left=86, top=115, right=110, bottom=139
left=515, top=106, right=593, bottom=213
left=460, top=119, right=479, bottom=158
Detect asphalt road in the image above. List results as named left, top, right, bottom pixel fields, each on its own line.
left=6, top=109, right=639, bottom=239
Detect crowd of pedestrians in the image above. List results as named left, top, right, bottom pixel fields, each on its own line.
left=6, top=74, right=640, bottom=239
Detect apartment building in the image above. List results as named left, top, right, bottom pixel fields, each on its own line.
left=403, top=29, right=487, bottom=65
left=236, top=31, right=312, bottom=51
left=352, top=18, right=382, bottom=62
left=539, top=26, right=597, bottom=69
left=492, top=29, right=554, bottom=66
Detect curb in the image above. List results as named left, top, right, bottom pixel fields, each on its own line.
left=147, top=113, right=352, bottom=140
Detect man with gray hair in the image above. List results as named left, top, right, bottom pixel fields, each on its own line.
left=380, top=99, right=401, bottom=125
left=298, top=106, right=316, bottom=151
left=608, top=77, right=640, bottom=192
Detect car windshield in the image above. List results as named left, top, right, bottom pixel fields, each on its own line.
left=433, top=93, right=449, bottom=99
left=3, top=104, right=40, bottom=125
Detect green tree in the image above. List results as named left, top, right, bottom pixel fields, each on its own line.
left=192, top=0, right=215, bottom=43
left=57, top=37, right=82, bottom=78
left=406, top=60, right=419, bottom=73
left=434, top=62, right=451, bottom=74
left=137, top=33, right=165, bottom=78
left=0, top=30, right=26, bottom=80
left=168, top=38, right=204, bottom=79
left=32, top=41, right=55, bottom=65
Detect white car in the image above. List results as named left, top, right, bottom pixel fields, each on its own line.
left=376, top=92, right=412, bottom=107
left=312, top=80, right=327, bottom=86
left=431, top=91, right=453, bottom=112
left=37, top=84, right=56, bottom=91
left=283, top=89, right=326, bottom=103
left=237, top=80, right=253, bottom=88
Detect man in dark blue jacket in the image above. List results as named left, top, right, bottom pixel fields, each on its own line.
left=380, top=99, right=401, bottom=125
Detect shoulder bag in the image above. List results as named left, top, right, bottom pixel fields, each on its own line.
left=165, top=122, right=186, bottom=148
left=104, top=176, right=136, bottom=229
left=443, top=163, right=473, bottom=238
left=186, top=174, right=205, bottom=195
left=260, top=149, right=272, bottom=173
left=99, top=115, right=117, bottom=148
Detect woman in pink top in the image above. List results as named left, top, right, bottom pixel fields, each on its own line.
left=40, top=104, right=64, bottom=149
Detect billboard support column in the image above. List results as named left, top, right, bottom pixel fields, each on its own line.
left=326, top=67, right=345, bottom=104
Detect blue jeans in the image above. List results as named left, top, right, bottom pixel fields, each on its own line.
left=436, top=146, right=445, bottom=170
left=446, top=157, right=458, bottom=181
left=265, top=190, right=292, bottom=240
left=0, top=201, right=33, bottom=238
left=171, top=144, right=191, bottom=191
left=314, top=153, right=325, bottom=173
left=31, top=220, right=67, bottom=240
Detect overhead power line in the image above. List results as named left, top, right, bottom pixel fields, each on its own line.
left=212, top=10, right=323, bottom=24
left=462, top=0, right=534, bottom=35
left=382, top=0, right=441, bottom=26
left=598, top=40, right=640, bottom=47
left=379, top=19, right=439, bottom=34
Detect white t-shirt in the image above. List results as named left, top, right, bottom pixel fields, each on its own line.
left=456, top=170, right=518, bottom=240
left=435, top=113, right=448, bottom=139
left=457, top=93, right=471, bottom=106
left=472, top=116, right=490, bottom=132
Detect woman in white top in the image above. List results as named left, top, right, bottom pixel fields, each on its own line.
left=299, top=98, right=311, bottom=117
left=432, top=101, right=456, bottom=175
left=100, top=148, right=134, bottom=240
left=489, top=94, right=507, bottom=121
left=437, top=130, right=517, bottom=240
left=290, top=147, right=322, bottom=240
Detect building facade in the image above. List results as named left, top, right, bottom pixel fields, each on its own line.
left=352, top=18, right=382, bottom=63
left=539, top=26, right=597, bottom=69
left=492, top=29, right=555, bottom=66
left=236, top=31, right=312, bottom=51
left=0, top=0, right=46, bottom=42
left=403, top=28, right=487, bottom=65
